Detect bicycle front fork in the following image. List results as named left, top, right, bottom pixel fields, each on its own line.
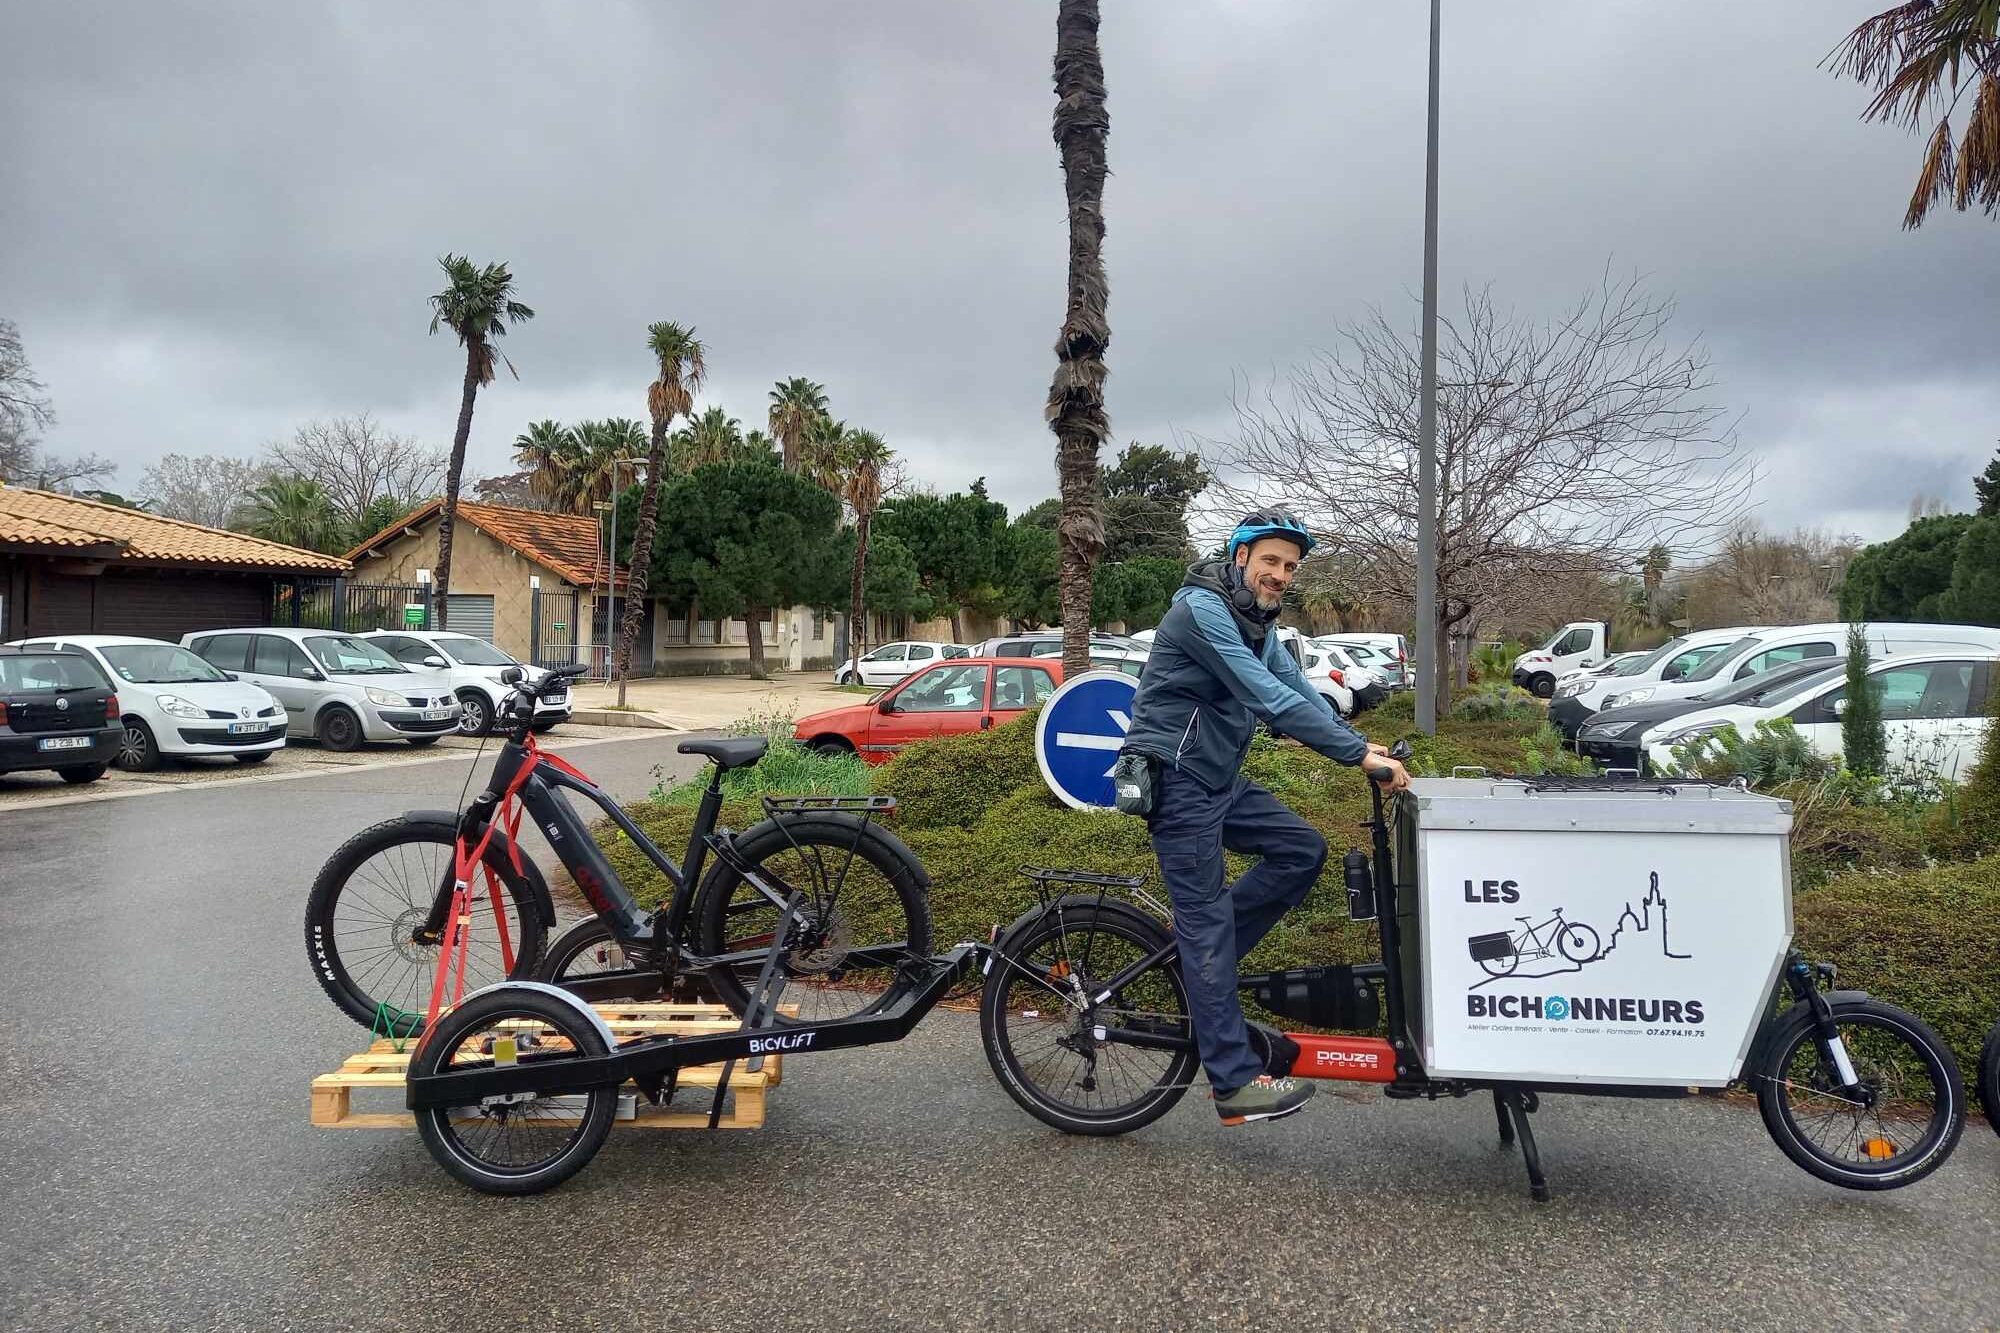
left=1784, top=953, right=1867, bottom=1098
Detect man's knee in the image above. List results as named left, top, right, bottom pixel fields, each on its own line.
left=1280, top=823, right=1329, bottom=878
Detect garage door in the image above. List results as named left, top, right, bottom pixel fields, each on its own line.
left=443, top=594, right=496, bottom=643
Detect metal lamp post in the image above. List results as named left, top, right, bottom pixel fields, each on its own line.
left=1414, top=0, right=1444, bottom=734
left=600, top=456, right=645, bottom=689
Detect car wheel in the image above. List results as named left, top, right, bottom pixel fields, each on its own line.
left=1322, top=692, right=1351, bottom=719
left=457, top=691, right=492, bottom=736
left=1529, top=673, right=1556, bottom=699
left=834, top=667, right=852, bottom=685
left=234, top=752, right=273, bottom=765
left=318, top=706, right=363, bottom=752
left=810, top=736, right=855, bottom=758
left=115, top=717, right=163, bottom=772
left=57, top=763, right=108, bottom=785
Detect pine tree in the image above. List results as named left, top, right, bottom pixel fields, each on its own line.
left=1975, top=442, right=2000, bottom=518
left=1840, top=623, right=1886, bottom=776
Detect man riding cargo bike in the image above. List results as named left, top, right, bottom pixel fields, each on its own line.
left=1117, top=507, right=1409, bottom=1126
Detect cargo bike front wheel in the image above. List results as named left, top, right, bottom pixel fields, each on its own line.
left=1755, top=996, right=1964, bottom=1190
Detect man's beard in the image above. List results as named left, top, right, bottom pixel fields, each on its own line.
left=1253, top=583, right=1283, bottom=611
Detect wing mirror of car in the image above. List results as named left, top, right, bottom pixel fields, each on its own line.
left=1662, top=664, right=1684, bottom=681
left=1830, top=697, right=1849, bottom=718
left=423, top=655, right=448, bottom=669
left=302, top=667, right=325, bottom=682
left=877, top=696, right=898, bottom=714
left=499, top=666, right=525, bottom=685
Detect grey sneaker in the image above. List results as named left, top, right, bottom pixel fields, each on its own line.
left=1214, top=1075, right=1315, bottom=1126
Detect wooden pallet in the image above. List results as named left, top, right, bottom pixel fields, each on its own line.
left=311, top=1001, right=791, bottom=1132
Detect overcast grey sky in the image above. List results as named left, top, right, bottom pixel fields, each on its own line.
left=2, top=0, right=1992, bottom=543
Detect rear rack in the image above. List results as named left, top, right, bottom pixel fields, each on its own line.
left=1508, top=773, right=1745, bottom=795
left=1019, top=865, right=1145, bottom=889
left=761, top=795, right=898, bottom=815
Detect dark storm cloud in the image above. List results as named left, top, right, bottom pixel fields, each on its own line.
left=2, top=0, right=1992, bottom=542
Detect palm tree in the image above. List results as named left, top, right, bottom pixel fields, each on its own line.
left=841, top=429, right=893, bottom=680
left=768, top=377, right=830, bottom=474
left=1047, top=0, right=1111, bottom=674
left=427, top=255, right=534, bottom=626
left=798, top=413, right=851, bottom=493
left=674, top=406, right=743, bottom=471
left=619, top=321, right=707, bottom=705
left=241, top=475, right=339, bottom=552
left=514, top=419, right=576, bottom=511
left=1831, top=1, right=2000, bottom=227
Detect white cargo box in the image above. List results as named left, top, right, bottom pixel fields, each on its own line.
left=1395, top=777, right=1793, bottom=1087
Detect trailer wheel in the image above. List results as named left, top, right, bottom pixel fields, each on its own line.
left=1978, top=1017, right=2000, bottom=1138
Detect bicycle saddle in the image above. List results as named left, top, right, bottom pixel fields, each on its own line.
left=677, top=736, right=769, bottom=770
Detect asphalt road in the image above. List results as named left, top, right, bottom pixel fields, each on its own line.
left=2, top=732, right=1997, bottom=1332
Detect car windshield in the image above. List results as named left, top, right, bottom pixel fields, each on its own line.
left=1682, top=635, right=1763, bottom=683
left=1625, top=637, right=1690, bottom=674
left=1608, top=654, right=1651, bottom=676
left=305, top=635, right=405, bottom=675
left=0, top=653, right=108, bottom=691
left=100, top=643, right=228, bottom=684
left=437, top=636, right=514, bottom=667
left=1694, top=661, right=1843, bottom=707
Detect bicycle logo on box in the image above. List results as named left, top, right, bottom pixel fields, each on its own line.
left=1466, top=872, right=1690, bottom=990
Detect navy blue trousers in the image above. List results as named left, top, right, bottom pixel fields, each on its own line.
left=1149, top=767, right=1330, bottom=1096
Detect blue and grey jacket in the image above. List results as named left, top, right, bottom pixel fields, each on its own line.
left=1123, top=561, right=1369, bottom=791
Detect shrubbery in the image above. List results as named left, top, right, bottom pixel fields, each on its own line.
left=1452, top=685, right=1543, bottom=723
left=1667, top=718, right=1836, bottom=787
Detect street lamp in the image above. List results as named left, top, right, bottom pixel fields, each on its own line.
left=1414, top=0, right=1444, bottom=734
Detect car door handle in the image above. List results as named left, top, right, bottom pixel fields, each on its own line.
left=980, top=716, right=993, bottom=729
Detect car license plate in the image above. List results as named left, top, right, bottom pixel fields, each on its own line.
left=38, top=736, right=91, bottom=751
left=422, top=708, right=449, bottom=721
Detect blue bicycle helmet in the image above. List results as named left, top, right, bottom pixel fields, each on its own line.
left=1227, top=506, right=1315, bottom=561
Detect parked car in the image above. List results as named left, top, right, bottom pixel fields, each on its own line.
left=1548, top=627, right=1762, bottom=739
left=1031, top=644, right=1148, bottom=679
left=182, top=628, right=461, bottom=752
left=1327, top=640, right=1407, bottom=691
left=1635, top=652, right=1997, bottom=779
left=1572, top=657, right=1846, bottom=772
left=1556, top=650, right=1649, bottom=688
left=6, top=634, right=285, bottom=770
left=973, top=631, right=1143, bottom=660
left=1301, top=642, right=1374, bottom=716
left=1510, top=621, right=1608, bottom=697
left=832, top=640, right=971, bottom=687
left=1598, top=622, right=2000, bottom=718
left=0, top=644, right=122, bottom=783
left=361, top=629, right=572, bottom=736
left=1320, top=634, right=1412, bottom=689
left=797, top=657, right=1066, bottom=761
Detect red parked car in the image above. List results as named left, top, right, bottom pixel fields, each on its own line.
left=796, top=656, right=1066, bottom=762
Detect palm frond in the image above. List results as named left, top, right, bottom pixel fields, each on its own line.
left=1908, top=115, right=1958, bottom=226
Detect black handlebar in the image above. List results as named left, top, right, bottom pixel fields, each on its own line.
left=1362, top=737, right=1413, bottom=785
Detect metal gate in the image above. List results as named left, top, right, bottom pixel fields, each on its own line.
left=348, top=583, right=430, bottom=633
left=532, top=588, right=580, bottom=669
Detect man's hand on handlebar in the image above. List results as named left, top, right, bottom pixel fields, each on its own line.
left=1364, top=756, right=1411, bottom=792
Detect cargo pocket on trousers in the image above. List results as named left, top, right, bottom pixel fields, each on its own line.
left=1155, top=831, right=1225, bottom=909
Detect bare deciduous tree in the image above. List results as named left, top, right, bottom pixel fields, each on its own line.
left=1677, top=523, right=1861, bottom=628
left=135, top=453, right=269, bottom=528
left=265, top=413, right=446, bottom=528
left=1202, top=274, right=1755, bottom=715
left=0, top=317, right=114, bottom=493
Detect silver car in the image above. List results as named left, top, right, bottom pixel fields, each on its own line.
left=181, top=628, right=461, bottom=751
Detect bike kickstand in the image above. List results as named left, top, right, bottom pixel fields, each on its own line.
left=1493, top=1089, right=1514, bottom=1148
left=1500, top=1090, right=1551, bottom=1203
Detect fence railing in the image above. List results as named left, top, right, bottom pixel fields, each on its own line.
left=275, top=579, right=432, bottom=633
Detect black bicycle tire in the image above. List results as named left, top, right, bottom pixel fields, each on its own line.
left=980, top=901, right=1197, bottom=1137
left=410, top=987, right=617, bottom=1195
left=1755, top=997, right=1964, bottom=1190
left=692, top=815, right=932, bottom=1023
left=306, top=814, right=549, bottom=1032
left=1978, top=1016, right=2000, bottom=1138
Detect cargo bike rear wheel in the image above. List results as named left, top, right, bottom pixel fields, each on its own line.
left=1755, top=997, right=1963, bottom=1190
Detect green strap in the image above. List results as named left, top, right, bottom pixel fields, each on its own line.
left=371, top=1001, right=423, bottom=1053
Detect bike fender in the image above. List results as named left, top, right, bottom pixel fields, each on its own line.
left=990, top=893, right=1170, bottom=962
left=404, top=808, right=559, bottom=930
left=453, top=980, right=619, bottom=1050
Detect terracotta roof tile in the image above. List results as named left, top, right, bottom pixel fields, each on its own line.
left=0, top=486, right=351, bottom=572
left=345, top=499, right=626, bottom=589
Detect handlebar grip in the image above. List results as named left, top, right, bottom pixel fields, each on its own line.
left=1363, top=764, right=1394, bottom=783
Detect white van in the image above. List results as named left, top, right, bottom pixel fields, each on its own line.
left=1509, top=622, right=1606, bottom=697
left=1603, top=622, right=2000, bottom=716
left=1547, top=627, right=1761, bottom=739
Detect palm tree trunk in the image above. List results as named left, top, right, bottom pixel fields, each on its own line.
left=434, top=350, right=483, bottom=627
left=848, top=512, right=870, bottom=680
left=615, top=419, right=670, bottom=706
left=782, top=432, right=798, bottom=475
left=1049, top=0, right=1110, bottom=677
left=745, top=608, right=768, bottom=680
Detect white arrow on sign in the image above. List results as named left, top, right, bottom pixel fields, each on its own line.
left=1055, top=709, right=1132, bottom=776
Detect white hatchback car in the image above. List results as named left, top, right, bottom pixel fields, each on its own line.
left=6, top=634, right=287, bottom=771
left=182, top=628, right=461, bottom=751
left=834, top=640, right=971, bottom=688
left=361, top=630, right=573, bottom=736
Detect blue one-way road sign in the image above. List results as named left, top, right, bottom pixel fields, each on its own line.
left=1034, top=670, right=1142, bottom=810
